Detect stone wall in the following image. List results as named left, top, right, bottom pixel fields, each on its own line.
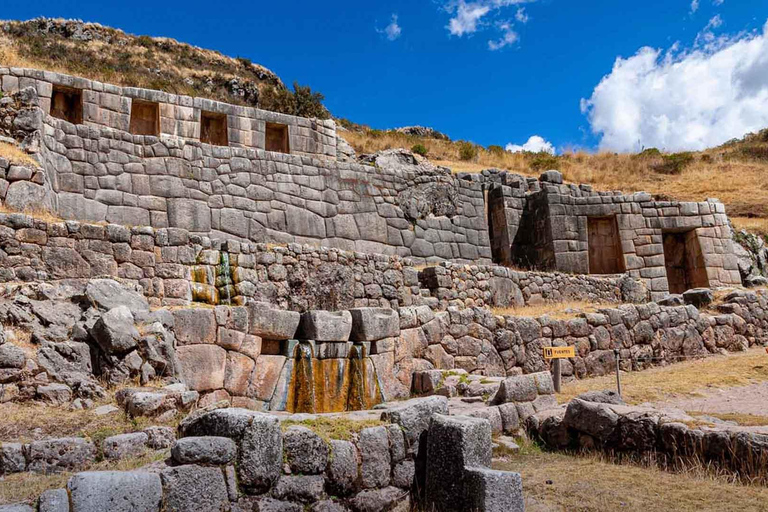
left=0, top=211, right=628, bottom=311
left=0, top=78, right=495, bottom=264
left=529, top=396, right=768, bottom=484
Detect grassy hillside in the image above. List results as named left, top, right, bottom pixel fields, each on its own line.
left=0, top=18, right=328, bottom=118
left=341, top=127, right=768, bottom=234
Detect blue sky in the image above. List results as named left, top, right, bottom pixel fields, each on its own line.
left=3, top=1, right=768, bottom=153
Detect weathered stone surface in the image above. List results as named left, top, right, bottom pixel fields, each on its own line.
left=576, top=390, right=625, bottom=405
left=0, top=504, right=34, bottom=512
left=359, top=426, right=391, bottom=488
left=38, top=488, right=69, bottom=512
left=491, top=374, right=538, bottom=404
left=380, top=396, right=448, bottom=454
left=144, top=426, right=176, bottom=449
left=0, top=442, right=26, bottom=474
left=348, top=486, right=407, bottom=512
left=424, top=414, right=492, bottom=512
left=392, top=460, right=415, bottom=489
left=498, top=403, right=521, bottom=433
left=683, top=288, right=714, bottom=308
left=283, top=425, right=328, bottom=474
left=172, top=308, right=217, bottom=345
left=464, top=467, right=524, bottom=512
left=85, top=279, right=149, bottom=314
left=349, top=308, right=400, bottom=342
left=171, top=436, right=237, bottom=465
left=161, top=464, right=229, bottom=512
left=253, top=498, right=303, bottom=512
left=239, top=413, right=282, bottom=492
left=562, top=399, right=619, bottom=441
left=467, top=406, right=503, bottom=435
left=102, top=432, right=148, bottom=460
left=177, top=344, right=226, bottom=392
left=327, top=439, right=359, bottom=496
left=271, top=475, right=325, bottom=503
left=0, top=344, right=26, bottom=369
left=91, top=305, right=139, bottom=354
left=248, top=303, right=300, bottom=340
left=68, top=471, right=162, bottom=512
left=37, top=383, right=73, bottom=405
left=298, top=310, right=352, bottom=342
left=27, top=438, right=96, bottom=474
left=180, top=407, right=264, bottom=439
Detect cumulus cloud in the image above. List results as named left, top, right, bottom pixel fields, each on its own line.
left=582, top=20, right=768, bottom=153
left=445, top=0, right=533, bottom=48
left=378, top=14, right=402, bottom=41
left=506, top=135, right=556, bottom=154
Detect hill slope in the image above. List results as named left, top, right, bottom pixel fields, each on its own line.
left=0, top=18, right=327, bottom=118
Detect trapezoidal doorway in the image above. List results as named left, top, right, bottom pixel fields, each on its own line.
left=587, top=216, right=624, bottom=274
left=662, top=230, right=709, bottom=294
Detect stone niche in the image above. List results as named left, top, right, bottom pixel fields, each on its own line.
left=50, top=85, right=83, bottom=125
left=200, top=110, right=228, bottom=146
left=587, top=216, right=624, bottom=275
left=663, top=229, right=709, bottom=294
left=129, top=99, right=160, bottom=136
left=265, top=122, right=290, bottom=154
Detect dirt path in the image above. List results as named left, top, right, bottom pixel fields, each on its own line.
left=651, top=381, right=768, bottom=417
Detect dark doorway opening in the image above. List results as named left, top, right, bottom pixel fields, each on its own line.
left=50, top=85, right=83, bottom=125
left=588, top=216, right=625, bottom=274
left=662, top=230, right=709, bottom=294
left=265, top=122, right=290, bottom=153
left=200, top=111, right=228, bottom=146
left=487, top=185, right=510, bottom=265
left=129, top=99, right=160, bottom=136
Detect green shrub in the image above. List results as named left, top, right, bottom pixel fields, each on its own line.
left=529, top=153, right=560, bottom=171
left=487, top=145, right=505, bottom=156
left=458, top=141, right=478, bottom=161
left=637, top=147, right=662, bottom=158
left=236, top=56, right=252, bottom=67
left=412, top=144, right=429, bottom=157
left=652, top=152, right=695, bottom=175
left=258, top=82, right=331, bottom=120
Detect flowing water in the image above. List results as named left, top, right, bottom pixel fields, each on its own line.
left=286, top=342, right=383, bottom=413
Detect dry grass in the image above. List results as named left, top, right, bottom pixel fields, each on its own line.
left=0, top=202, right=63, bottom=224
left=280, top=416, right=385, bottom=442
left=0, top=400, right=178, bottom=443
left=0, top=142, right=39, bottom=167
left=494, top=441, right=768, bottom=512
left=558, top=347, right=768, bottom=404
left=0, top=450, right=168, bottom=505
left=492, top=300, right=611, bottom=320
left=733, top=217, right=768, bottom=238
left=687, top=411, right=768, bottom=427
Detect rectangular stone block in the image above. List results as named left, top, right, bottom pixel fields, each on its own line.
left=349, top=308, right=400, bottom=342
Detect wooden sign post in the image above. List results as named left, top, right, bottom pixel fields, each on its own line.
left=543, top=346, right=575, bottom=394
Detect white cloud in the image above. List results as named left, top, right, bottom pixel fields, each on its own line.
left=445, top=0, right=533, bottom=48
left=582, top=20, right=768, bottom=153
left=713, top=0, right=724, bottom=5
left=378, top=14, right=402, bottom=41
left=690, top=0, right=699, bottom=13
left=488, top=22, right=519, bottom=50
left=448, top=2, right=491, bottom=36
left=506, top=135, right=556, bottom=154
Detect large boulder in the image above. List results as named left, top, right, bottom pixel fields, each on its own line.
left=67, top=471, right=162, bottom=512
left=464, top=467, right=524, bottom=512
left=160, top=464, right=229, bottom=512
left=85, top=279, right=149, bottom=315
left=349, top=308, right=400, bottom=342
left=683, top=288, right=714, bottom=308
left=90, top=306, right=139, bottom=355
left=283, top=426, right=328, bottom=474
left=101, top=433, right=148, bottom=461
left=247, top=303, right=300, bottom=340
left=297, top=310, right=352, bottom=342
left=171, top=436, right=237, bottom=465
left=562, top=399, right=619, bottom=442
left=176, top=345, right=226, bottom=392
left=26, top=438, right=96, bottom=474
left=379, top=396, right=448, bottom=454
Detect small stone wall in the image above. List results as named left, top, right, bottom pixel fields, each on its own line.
left=529, top=396, right=768, bottom=484
left=1, top=398, right=525, bottom=512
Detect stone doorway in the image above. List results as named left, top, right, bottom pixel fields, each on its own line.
left=200, top=111, right=228, bottom=146
left=487, top=185, right=511, bottom=265
left=587, top=216, right=624, bottom=274
left=129, top=99, right=160, bottom=136
left=265, top=122, right=290, bottom=153
left=50, top=85, right=83, bottom=125
left=662, top=230, right=709, bottom=294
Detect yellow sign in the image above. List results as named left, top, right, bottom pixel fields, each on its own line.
left=543, top=346, right=575, bottom=359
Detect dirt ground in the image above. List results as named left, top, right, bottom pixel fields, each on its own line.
left=652, top=381, right=768, bottom=417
